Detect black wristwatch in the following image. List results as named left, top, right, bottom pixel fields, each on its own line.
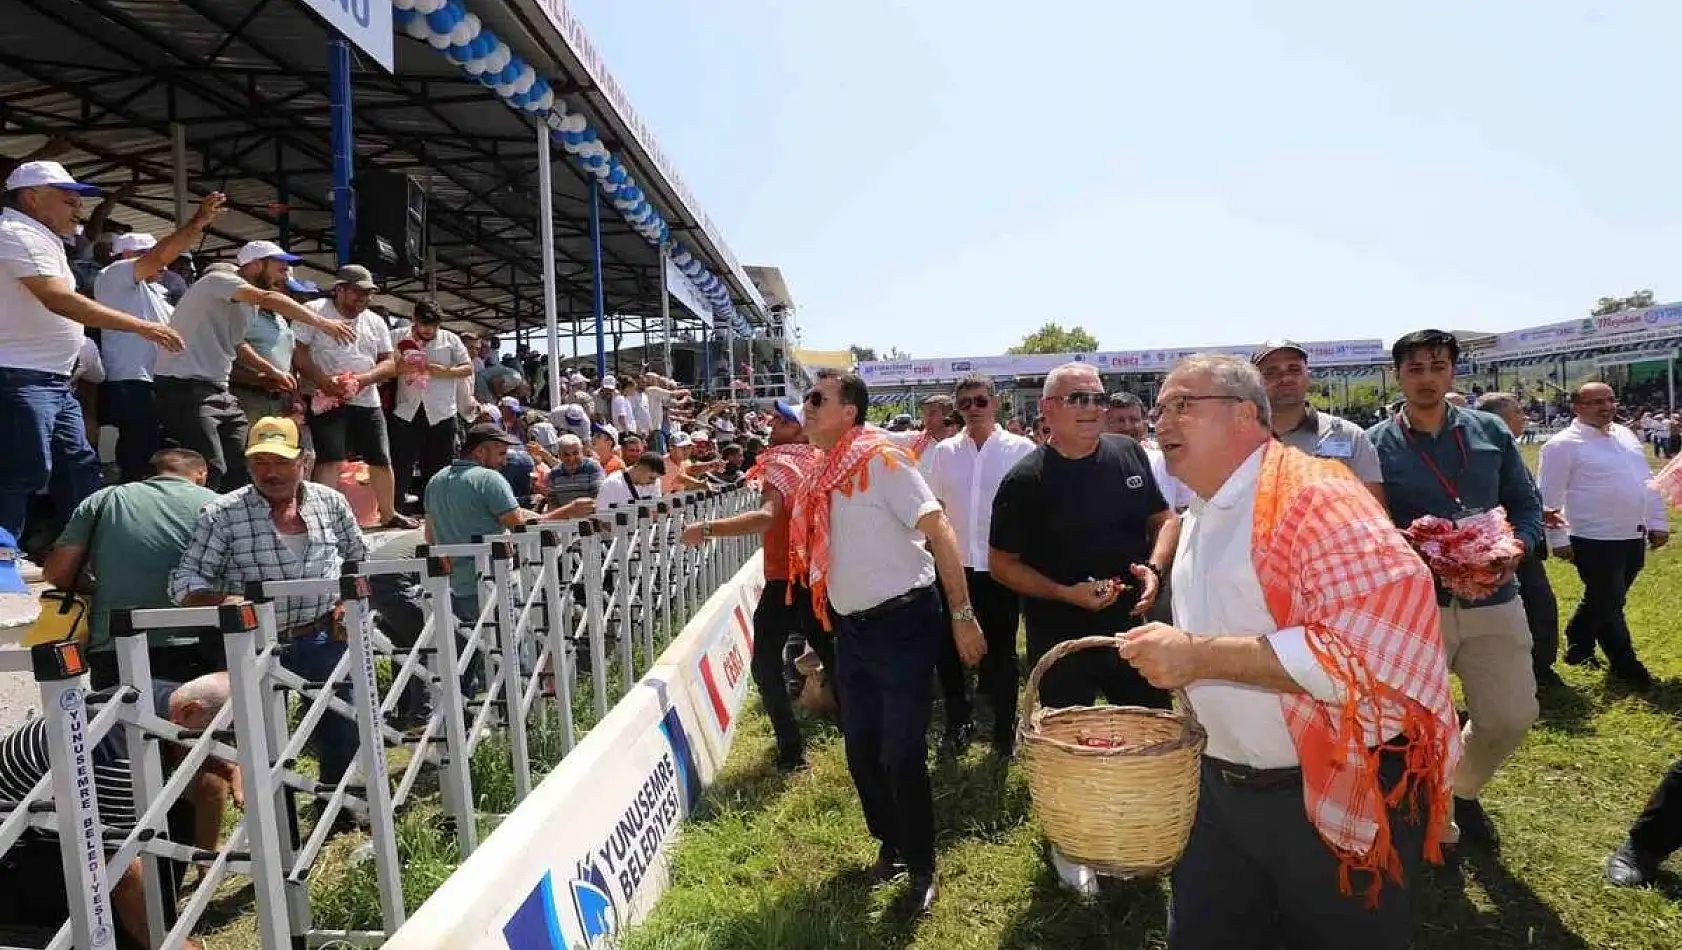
left=1139, top=562, right=1164, bottom=583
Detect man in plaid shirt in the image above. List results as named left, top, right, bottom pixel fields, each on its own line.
left=171, top=416, right=367, bottom=788
left=1117, top=355, right=1458, bottom=950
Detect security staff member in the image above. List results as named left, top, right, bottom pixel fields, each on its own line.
left=1252, top=339, right=1384, bottom=501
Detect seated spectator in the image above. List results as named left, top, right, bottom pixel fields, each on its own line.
left=710, top=443, right=747, bottom=489
left=539, top=433, right=605, bottom=513
left=43, top=449, right=221, bottom=689
left=549, top=402, right=591, bottom=443
left=525, top=410, right=560, bottom=453
left=619, top=432, right=647, bottom=468
left=0, top=673, right=239, bottom=950
left=595, top=453, right=667, bottom=515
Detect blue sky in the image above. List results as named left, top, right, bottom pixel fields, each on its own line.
left=570, top=1, right=1682, bottom=358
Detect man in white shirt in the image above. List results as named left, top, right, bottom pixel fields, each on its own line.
left=153, top=240, right=352, bottom=490
left=600, top=374, right=635, bottom=433
left=640, top=371, right=688, bottom=453
left=1537, top=382, right=1668, bottom=687
left=0, top=161, right=186, bottom=538
left=94, top=193, right=226, bottom=482
left=1105, top=391, right=1194, bottom=511
left=294, top=264, right=415, bottom=529
left=789, top=368, right=984, bottom=914
left=389, top=302, right=473, bottom=515
left=593, top=454, right=666, bottom=515
left=1118, top=354, right=1458, bottom=950
left=924, top=374, right=1034, bottom=757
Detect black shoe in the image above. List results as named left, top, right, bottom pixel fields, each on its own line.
left=940, top=721, right=975, bottom=759
left=907, top=871, right=939, bottom=915
left=775, top=750, right=808, bottom=774
left=1534, top=668, right=1568, bottom=693
left=1454, top=797, right=1501, bottom=854
left=992, top=738, right=1016, bottom=762
left=870, top=845, right=906, bottom=882
left=1606, top=839, right=1661, bottom=888
left=1610, top=662, right=1655, bottom=690
left=1563, top=645, right=1599, bottom=667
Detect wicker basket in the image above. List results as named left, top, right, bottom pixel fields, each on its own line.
left=1017, top=635, right=1206, bottom=878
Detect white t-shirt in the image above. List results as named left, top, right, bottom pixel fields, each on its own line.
left=391, top=326, right=471, bottom=424
left=295, top=300, right=394, bottom=409
left=610, top=393, right=635, bottom=432
left=594, top=470, right=663, bottom=514
left=645, top=387, right=672, bottom=430
left=827, top=454, right=942, bottom=615
left=153, top=268, right=256, bottom=385
left=0, top=207, right=81, bottom=375
left=70, top=336, right=105, bottom=386
left=631, top=391, right=653, bottom=433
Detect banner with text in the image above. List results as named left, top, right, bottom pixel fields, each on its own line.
left=856, top=339, right=1388, bottom=383
left=298, top=0, right=393, bottom=72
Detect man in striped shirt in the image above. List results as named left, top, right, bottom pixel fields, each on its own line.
left=0, top=674, right=236, bottom=950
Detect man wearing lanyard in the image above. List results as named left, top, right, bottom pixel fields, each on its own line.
left=1369, top=329, right=1543, bottom=855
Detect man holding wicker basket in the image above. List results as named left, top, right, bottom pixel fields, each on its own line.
left=1115, top=354, right=1460, bottom=950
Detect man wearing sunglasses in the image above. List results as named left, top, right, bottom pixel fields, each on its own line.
left=923, top=375, right=1035, bottom=758
left=988, top=361, right=1180, bottom=896
left=788, top=369, right=985, bottom=914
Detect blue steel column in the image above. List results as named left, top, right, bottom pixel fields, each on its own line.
left=589, top=183, right=607, bottom=378
left=329, top=39, right=355, bottom=267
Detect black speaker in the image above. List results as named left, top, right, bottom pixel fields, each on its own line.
left=354, top=170, right=425, bottom=278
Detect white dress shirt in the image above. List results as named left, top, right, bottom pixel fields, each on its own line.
left=1537, top=420, right=1666, bottom=542
left=392, top=326, right=471, bottom=425
left=925, top=426, right=1035, bottom=570
left=827, top=455, right=941, bottom=615
left=1144, top=444, right=1195, bottom=511
left=296, top=300, right=394, bottom=409
left=1172, top=446, right=1343, bottom=769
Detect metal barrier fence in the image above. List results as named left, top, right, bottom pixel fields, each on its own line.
left=0, top=487, right=757, bottom=950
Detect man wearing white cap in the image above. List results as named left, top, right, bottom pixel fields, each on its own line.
left=152, top=239, right=354, bottom=490
left=94, top=193, right=228, bottom=482
left=0, top=160, right=187, bottom=539
left=601, top=374, right=635, bottom=433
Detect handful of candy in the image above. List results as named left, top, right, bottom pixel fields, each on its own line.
left=1402, top=507, right=1526, bottom=601
left=308, top=372, right=363, bottom=414
left=397, top=343, right=430, bottom=391
left=1651, top=454, right=1682, bottom=510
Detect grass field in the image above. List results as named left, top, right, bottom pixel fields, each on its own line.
left=627, top=445, right=1682, bottom=950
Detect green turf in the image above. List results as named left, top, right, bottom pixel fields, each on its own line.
left=626, top=444, right=1682, bottom=950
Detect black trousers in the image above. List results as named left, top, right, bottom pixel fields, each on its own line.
left=1516, top=551, right=1559, bottom=679
left=833, top=586, right=942, bottom=874
left=100, top=380, right=160, bottom=483
left=752, top=579, right=829, bottom=759
left=1629, top=756, right=1682, bottom=861
left=932, top=569, right=1021, bottom=745
left=1565, top=537, right=1646, bottom=667
left=1169, top=749, right=1422, bottom=950
left=390, top=407, right=458, bottom=511
left=153, top=378, right=248, bottom=490
left=1025, top=619, right=1167, bottom=711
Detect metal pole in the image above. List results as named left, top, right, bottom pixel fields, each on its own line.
left=538, top=129, right=562, bottom=407
left=274, top=140, right=290, bottom=250
left=1670, top=356, right=1676, bottom=413
left=589, top=183, right=607, bottom=378
left=172, top=122, right=188, bottom=228
left=702, top=335, right=712, bottom=396
left=491, top=544, right=532, bottom=801
left=328, top=38, right=355, bottom=267
left=340, top=579, right=406, bottom=931
left=658, top=253, right=673, bottom=377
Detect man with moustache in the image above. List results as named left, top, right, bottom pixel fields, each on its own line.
left=988, top=362, right=1179, bottom=895
left=1368, top=329, right=1543, bottom=853
left=0, top=161, right=186, bottom=539
left=682, top=399, right=826, bottom=770
left=1250, top=340, right=1384, bottom=501
left=1117, top=354, right=1458, bottom=949
left=789, top=369, right=985, bottom=912
left=923, top=375, right=1034, bottom=757
left=153, top=241, right=354, bottom=490
left=389, top=301, right=474, bottom=515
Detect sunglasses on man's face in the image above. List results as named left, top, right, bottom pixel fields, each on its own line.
left=957, top=395, right=991, bottom=411
left=803, top=391, right=827, bottom=408
left=1057, top=390, right=1107, bottom=408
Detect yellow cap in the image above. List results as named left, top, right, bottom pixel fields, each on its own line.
left=246, top=416, right=302, bottom=459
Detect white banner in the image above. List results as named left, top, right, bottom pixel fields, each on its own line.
left=297, top=0, right=394, bottom=72
left=856, top=339, right=1389, bottom=384
left=1491, top=303, right=1682, bottom=357
left=664, top=253, right=712, bottom=326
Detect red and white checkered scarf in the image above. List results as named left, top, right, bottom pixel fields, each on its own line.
left=746, top=443, right=821, bottom=501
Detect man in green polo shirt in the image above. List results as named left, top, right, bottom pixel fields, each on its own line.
left=42, top=448, right=222, bottom=688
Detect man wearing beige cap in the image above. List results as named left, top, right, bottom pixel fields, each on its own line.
left=295, top=264, right=415, bottom=529
left=0, top=160, right=187, bottom=539
left=1251, top=339, right=1384, bottom=501
left=153, top=240, right=353, bottom=490
left=94, top=193, right=228, bottom=482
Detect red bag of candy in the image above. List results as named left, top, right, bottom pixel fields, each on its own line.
left=1402, top=507, right=1526, bottom=601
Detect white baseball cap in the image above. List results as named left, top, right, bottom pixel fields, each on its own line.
left=600, top=374, right=619, bottom=390
left=4, top=160, right=102, bottom=196
left=235, top=240, right=302, bottom=267
left=110, top=233, right=157, bottom=255
left=568, top=372, right=588, bottom=386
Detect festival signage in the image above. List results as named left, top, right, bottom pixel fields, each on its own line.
left=297, top=0, right=394, bottom=72
left=664, top=253, right=712, bottom=326
left=855, top=339, right=1389, bottom=383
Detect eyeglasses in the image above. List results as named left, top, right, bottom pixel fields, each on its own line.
left=1057, top=391, right=1107, bottom=408
left=803, top=391, right=827, bottom=408
left=957, top=395, right=991, bottom=411
left=1150, top=394, right=1241, bottom=422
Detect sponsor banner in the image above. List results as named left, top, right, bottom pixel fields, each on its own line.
left=298, top=0, right=394, bottom=72
left=1596, top=346, right=1678, bottom=369
left=1490, top=302, right=1682, bottom=357
left=664, top=253, right=712, bottom=326
left=856, top=339, right=1388, bottom=383
left=685, top=587, right=756, bottom=757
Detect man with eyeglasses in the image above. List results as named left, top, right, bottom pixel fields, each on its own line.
left=923, top=374, right=1035, bottom=758
left=1368, top=328, right=1543, bottom=856
left=788, top=368, right=985, bottom=914
left=988, top=361, right=1179, bottom=896
left=1251, top=340, right=1384, bottom=501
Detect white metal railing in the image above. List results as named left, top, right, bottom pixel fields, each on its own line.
left=3, top=487, right=757, bottom=950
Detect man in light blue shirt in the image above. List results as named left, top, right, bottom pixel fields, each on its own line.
left=93, top=194, right=225, bottom=482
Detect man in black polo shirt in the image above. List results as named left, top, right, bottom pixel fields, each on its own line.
left=989, top=361, right=1180, bottom=895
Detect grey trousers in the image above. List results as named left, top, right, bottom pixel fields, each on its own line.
left=1168, top=749, right=1424, bottom=950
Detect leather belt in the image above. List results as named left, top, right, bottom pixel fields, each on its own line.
left=838, top=585, right=934, bottom=625
left=281, top=613, right=344, bottom=643
left=1206, top=756, right=1303, bottom=790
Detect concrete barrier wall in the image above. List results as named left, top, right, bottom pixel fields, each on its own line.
left=386, top=552, right=765, bottom=950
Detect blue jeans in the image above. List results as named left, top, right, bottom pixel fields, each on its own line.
left=279, top=629, right=356, bottom=788
left=0, top=366, right=101, bottom=540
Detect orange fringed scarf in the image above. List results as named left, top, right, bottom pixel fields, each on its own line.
left=1250, top=442, right=1462, bottom=904
left=787, top=425, right=915, bottom=629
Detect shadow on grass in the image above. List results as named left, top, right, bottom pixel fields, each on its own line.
left=996, top=856, right=1168, bottom=950
left=1535, top=678, right=1597, bottom=734
left=1416, top=851, right=1597, bottom=950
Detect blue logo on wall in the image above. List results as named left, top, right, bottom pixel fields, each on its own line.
left=570, top=862, right=616, bottom=947
left=659, top=707, right=702, bottom=812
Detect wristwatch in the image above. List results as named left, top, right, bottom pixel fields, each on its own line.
left=951, top=604, right=977, bottom=623
left=700, top=522, right=714, bottom=541
left=1140, top=562, right=1164, bottom=582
